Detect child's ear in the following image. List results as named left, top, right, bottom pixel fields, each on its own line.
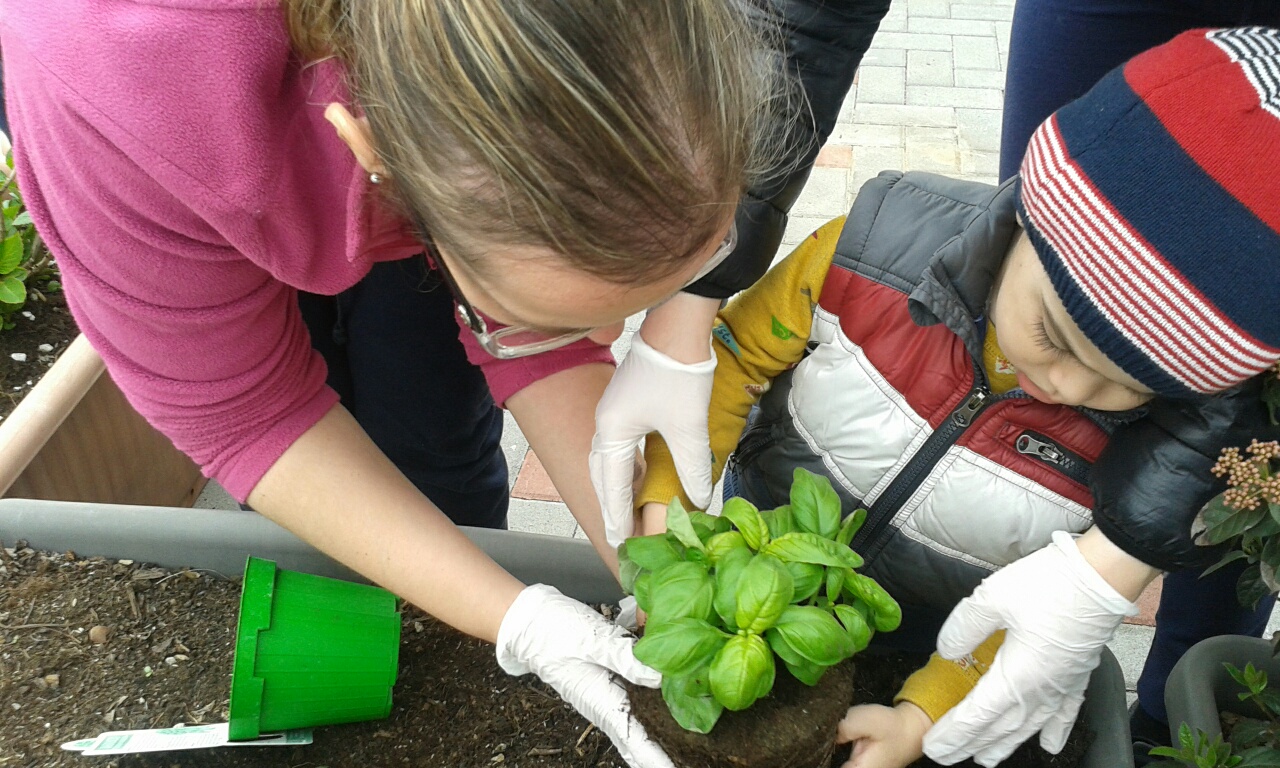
left=324, top=103, right=387, bottom=178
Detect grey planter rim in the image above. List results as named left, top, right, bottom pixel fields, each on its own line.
left=1165, top=634, right=1280, bottom=745
left=0, top=498, right=624, bottom=604
left=0, top=498, right=1131, bottom=767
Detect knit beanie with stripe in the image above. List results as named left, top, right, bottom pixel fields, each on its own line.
left=1015, top=27, right=1280, bottom=397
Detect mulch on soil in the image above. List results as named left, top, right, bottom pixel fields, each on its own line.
left=0, top=544, right=1093, bottom=768
left=0, top=292, right=77, bottom=422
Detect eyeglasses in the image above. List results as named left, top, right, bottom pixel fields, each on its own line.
left=423, top=221, right=738, bottom=361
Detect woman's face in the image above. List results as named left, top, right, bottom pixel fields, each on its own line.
left=989, top=229, right=1155, bottom=412
left=437, top=215, right=736, bottom=347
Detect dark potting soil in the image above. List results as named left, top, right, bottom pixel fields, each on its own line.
left=629, top=660, right=855, bottom=768
left=0, top=291, right=78, bottom=422
left=1, top=545, right=1094, bottom=768
left=0, top=544, right=627, bottom=768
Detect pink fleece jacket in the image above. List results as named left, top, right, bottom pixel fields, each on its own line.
left=1, top=0, right=613, bottom=501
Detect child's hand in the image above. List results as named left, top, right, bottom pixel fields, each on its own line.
left=638, top=502, right=669, bottom=536
left=836, top=702, right=932, bottom=768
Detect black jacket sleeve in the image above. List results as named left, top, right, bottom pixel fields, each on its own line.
left=1091, top=377, right=1280, bottom=572
left=685, top=0, right=893, bottom=299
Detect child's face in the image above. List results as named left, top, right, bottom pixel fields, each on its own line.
left=989, top=230, right=1155, bottom=411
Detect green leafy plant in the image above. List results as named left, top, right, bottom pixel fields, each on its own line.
left=1152, top=663, right=1280, bottom=768
left=1193, top=440, right=1280, bottom=611
left=0, top=150, right=60, bottom=330
left=620, top=467, right=900, bottom=733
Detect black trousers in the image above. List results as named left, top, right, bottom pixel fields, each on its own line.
left=298, top=257, right=509, bottom=529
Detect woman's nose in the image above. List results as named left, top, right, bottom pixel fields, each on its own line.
left=587, top=322, right=626, bottom=347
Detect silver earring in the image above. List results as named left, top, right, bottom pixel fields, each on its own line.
left=369, top=172, right=382, bottom=185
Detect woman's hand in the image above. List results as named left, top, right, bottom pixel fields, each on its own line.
left=496, top=584, right=675, bottom=768
left=589, top=294, right=721, bottom=548
left=836, top=702, right=932, bottom=768
left=922, top=530, right=1144, bottom=767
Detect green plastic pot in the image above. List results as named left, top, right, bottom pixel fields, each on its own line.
left=228, top=557, right=401, bottom=740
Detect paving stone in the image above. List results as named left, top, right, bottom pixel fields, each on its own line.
left=829, top=121, right=904, bottom=148
left=907, top=49, right=954, bottom=86
left=955, top=107, right=1003, bottom=152
left=815, top=143, right=853, bottom=169
left=872, top=31, right=954, bottom=52
left=511, top=449, right=561, bottom=502
left=906, top=126, right=961, bottom=174
left=906, top=0, right=952, bottom=19
left=853, top=103, right=956, bottom=128
left=906, top=84, right=1003, bottom=109
left=852, top=145, right=907, bottom=189
left=792, top=166, right=851, bottom=218
left=861, top=46, right=907, bottom=67
left=955, top=68, right=1006, bottom=90
left=855, top=65, right=907, bottom=105
left=876, top=12, right=908, bottom=33
left=950, top=3, right=1016, bottom=20
left=908, top=16, right=997, bottom=37
left=953, top=34, right=1002, bottom=69
left=781, top=216, right=836, bottom=253
left=960, top=148, right=1000, bottom=182
left=508, top=498, right=578, bottom=537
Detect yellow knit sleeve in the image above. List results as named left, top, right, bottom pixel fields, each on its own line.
left=893, top=631, right=1007, bottom=723
left=638, top=217, right=846, bottom=511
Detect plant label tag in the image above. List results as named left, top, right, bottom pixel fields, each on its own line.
left=61, top=723, right=312, bottom=755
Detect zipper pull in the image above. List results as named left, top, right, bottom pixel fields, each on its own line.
left=952, top=390, right=990, bottom=427
left=1016, top=433, right=1066, bottom=464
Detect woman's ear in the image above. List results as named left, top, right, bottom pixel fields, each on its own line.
left=324, top=103, right=387, bottom=177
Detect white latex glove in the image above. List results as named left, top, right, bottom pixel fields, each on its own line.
left=923, top=531, right=1137, bottom=767
left=590, top=333, right=715, bottom=549
left=496, top=584, right=675, bottom=768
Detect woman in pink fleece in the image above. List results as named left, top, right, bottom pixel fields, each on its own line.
left=1, top=2, right=786, bottom=764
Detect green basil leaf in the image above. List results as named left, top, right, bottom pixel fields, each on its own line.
left=661, top=666, right=723, bottom=734
left=689, top=511, right=723, bottom=544
left=761, top=505, right=797, bottom=539
left=0, top=234, right=20, bottom=275
left=634, top=571, right=653, bottom=614
left=633, top=618, right=730, bottom=678
left=721, top=497, right=770, bottom=552
left=825, top=567, right=848, bottom=604
left=666, top=497, right=706, bottom=551
left=789, top=468, right=841, bottom=540
left=784, top=657, right=826, bottom=686
left=709, top=633, right=775, bottom=711
left=706, top=531, right=750, bottom=565
left=833, top=603, right=873, bottom=652
left=713, top=548, right=753, bottom=629
left=618, top=543, right=642, bottom=594
left=647, top=561, right=715, bottom=625
left=838, top=508, right=868, bottom=548
left=761, top=531, right=864, bottom=569
left=772, top=605, right=855, bottom=666
left=765, top=627, right=805, bottom=666
left=624, top=534, right=685, bottom=572
left=0, top=275, right=24, bottom=305
left=842, top=573, right=902, bottom=631
left=787, top=561, right=825, bottom=604
left=734, top=555, right=794, bottom=633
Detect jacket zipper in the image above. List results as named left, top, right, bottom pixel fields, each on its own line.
left=851, top=360, right=996, bottom=558
left=1014, top=430, right=1091, bottom=486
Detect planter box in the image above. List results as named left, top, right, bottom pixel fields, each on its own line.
left=0, top=335, right=205, bottom=506
left=1165, top=634, right=1280, bottom=742
left=0, top=498, right=1131, bottom=766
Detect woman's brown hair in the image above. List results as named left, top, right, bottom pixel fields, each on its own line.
left=283, top=0, right=793, bottom=282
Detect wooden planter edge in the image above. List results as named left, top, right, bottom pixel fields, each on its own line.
left=0, top=334, right=206, bottom=506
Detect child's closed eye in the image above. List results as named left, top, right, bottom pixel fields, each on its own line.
left=1032, top=319, right=1074, bottom=360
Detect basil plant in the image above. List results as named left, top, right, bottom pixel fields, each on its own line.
left=622, top=468, right=901, bottom=733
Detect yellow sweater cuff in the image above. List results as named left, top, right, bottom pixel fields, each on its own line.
left=893, top=630, right=1006, bottom=723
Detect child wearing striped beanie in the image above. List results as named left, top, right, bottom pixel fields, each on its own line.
left=833, top=26, right=1280, bottom=768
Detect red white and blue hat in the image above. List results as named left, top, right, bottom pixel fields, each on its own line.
left=1016, top=27, right=1280, bottom=396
